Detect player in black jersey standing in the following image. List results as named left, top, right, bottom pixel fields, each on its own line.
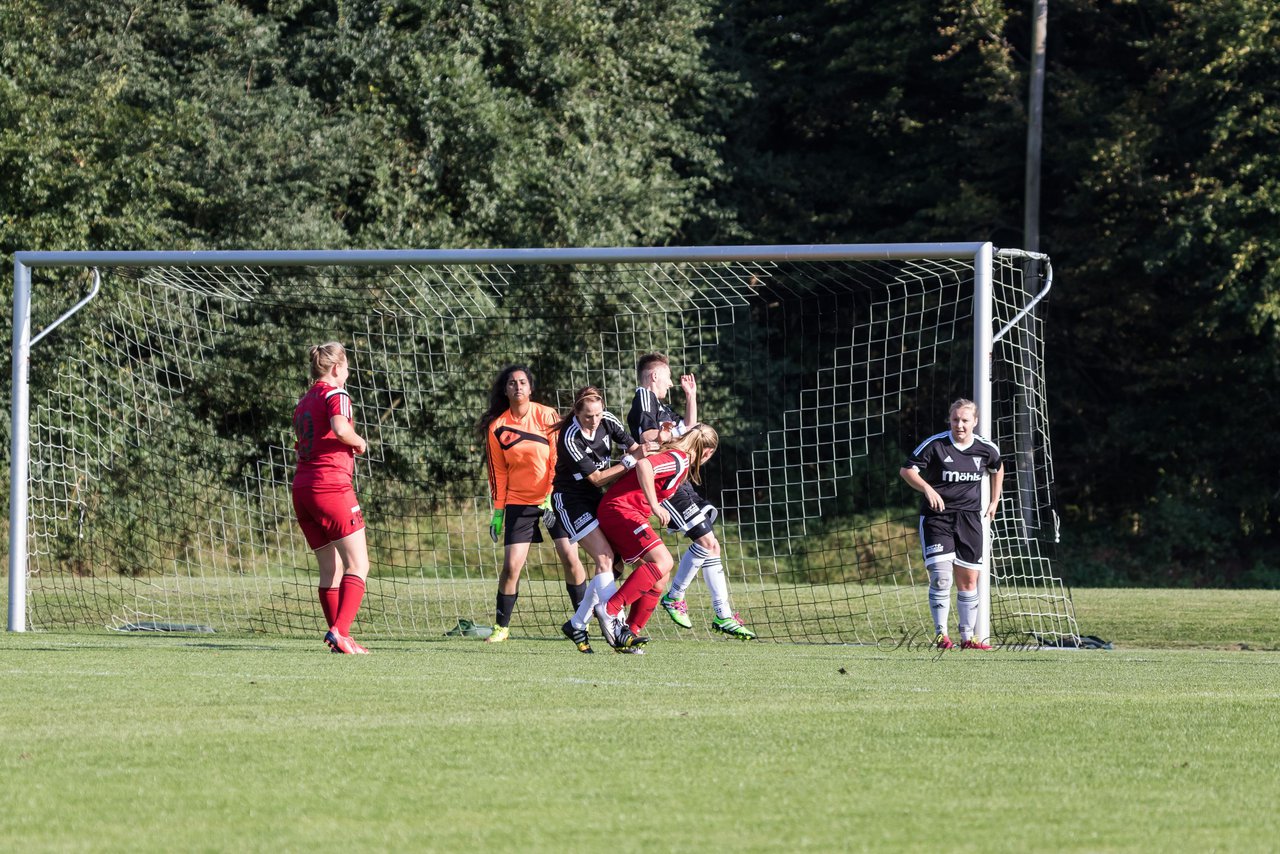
left=900, top=398, right=1004, bottom=650
left=627, top=353, right=755, bottom=639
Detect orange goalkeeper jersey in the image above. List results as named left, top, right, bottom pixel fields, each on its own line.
left=486, top=402, right=560, bottom=508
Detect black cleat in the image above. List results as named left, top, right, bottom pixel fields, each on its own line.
left=561, top=620, right=594, bottom=654
left=612, top=622, right=650, bottom=653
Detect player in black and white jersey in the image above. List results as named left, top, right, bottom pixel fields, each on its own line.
left=550, top=386, right=644, bottom=653
left=900, top=398, right=1004, bottom=650
left=627, top=353, right=755, bottom=640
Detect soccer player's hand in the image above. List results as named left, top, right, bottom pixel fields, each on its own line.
left=652, top=505, right=671, bottom=529
left=489, top=509, right=504, bottom=543
left=681, top=374, right=697, bottom=397
left=539, top=495, right=557, bottom=530
left=924, top=487, right=945, bottom=513
left=985, top=496, right=1000, bottom=520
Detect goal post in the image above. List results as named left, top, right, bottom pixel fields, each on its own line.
left=8, top=257, right=33, bottom=633
left=8, top=244, right=1077, bottom=646
left=973, top=241, right=996, bottom=645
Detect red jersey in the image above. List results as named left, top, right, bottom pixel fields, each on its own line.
left=598, top=449, right=691, bottom=522
left=486, top=402, right=560, bottom=508
left=293, top=381, right=356, bottom=492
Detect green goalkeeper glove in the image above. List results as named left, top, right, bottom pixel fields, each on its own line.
left=489, top=509, right=504, bottom=543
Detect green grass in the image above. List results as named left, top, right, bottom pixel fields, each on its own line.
left=2, top=589, right=1278, bottom=852
left=1071, top=587, right=1280, bottom=650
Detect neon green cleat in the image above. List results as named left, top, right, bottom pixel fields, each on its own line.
left=660, top=594, right=693, bottom=629
left=710, top=613, right=756, bottom=640
left=485, top=624, right=510, bottom=644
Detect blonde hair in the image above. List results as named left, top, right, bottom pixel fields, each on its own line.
left=948, top=398, right=978, bottom=421
left=661, top=423, right=719, bottom=485
left=309, top=341, right=347, bottom=380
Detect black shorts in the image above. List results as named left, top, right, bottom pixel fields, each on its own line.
left=550, top=490, right=602, bottom=545
left=504, top=503, right=568, bottom=546
left=918, top=511, right=985, bottom=569
left=661, top=482, right=718, bottom=541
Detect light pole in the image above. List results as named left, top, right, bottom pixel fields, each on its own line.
left=1024, top=0, right=1048, bottom=252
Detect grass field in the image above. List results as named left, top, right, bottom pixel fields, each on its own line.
left=2, top=588, right=1277, bottom=852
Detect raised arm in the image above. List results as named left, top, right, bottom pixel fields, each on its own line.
left=681, top=373, right=698, bottom=428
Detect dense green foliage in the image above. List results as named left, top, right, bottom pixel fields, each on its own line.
left=3, top=1, right=1278, bottom=585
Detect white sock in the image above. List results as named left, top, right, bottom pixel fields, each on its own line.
left=572, top=572, right=615, bottom=629
left=928, top=565, right=953, bottom=636
left=669, top=543, right=708, bottom=598
left=957, top=588, right=979, bottom=641
left=702, top=556, right=733, bottom=619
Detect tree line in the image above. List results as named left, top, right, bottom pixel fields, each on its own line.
left=2, top=0, right=1277, bottom=586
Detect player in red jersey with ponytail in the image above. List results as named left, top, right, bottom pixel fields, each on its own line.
left=595, top=423, right=720, bottom=652
left=292, top=341, right=372, bottom=654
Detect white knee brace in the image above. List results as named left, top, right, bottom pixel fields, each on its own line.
left=928, top=562, right=954, bottom=592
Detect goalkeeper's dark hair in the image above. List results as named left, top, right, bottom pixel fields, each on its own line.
left=659, top=423, right=719, bottom=485
left=476, top=364, right=537, bottom=445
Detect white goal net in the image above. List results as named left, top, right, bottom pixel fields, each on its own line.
left=8, top=245, right=1077, bottom=646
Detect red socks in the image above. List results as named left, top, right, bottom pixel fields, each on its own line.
left=333, top=575, right=366, bottom=636
left=606, top=562, right=664, bottom=617
left=318, top=586, right=340, bottom=628
left=628, top=587, right=663, bottom=633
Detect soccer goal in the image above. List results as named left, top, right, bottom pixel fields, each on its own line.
left=8, top=244, right=1077, bottom=646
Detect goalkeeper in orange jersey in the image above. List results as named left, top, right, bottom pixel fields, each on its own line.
left=478, top=364, right=587, bottom=643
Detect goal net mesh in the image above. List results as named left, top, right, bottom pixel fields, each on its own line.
left=16, top=249, right=1076, bottom=645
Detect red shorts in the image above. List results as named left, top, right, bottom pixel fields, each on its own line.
left=292, top=486, right=365, bottom=550
left=597, top=508, right=663, bottom=564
